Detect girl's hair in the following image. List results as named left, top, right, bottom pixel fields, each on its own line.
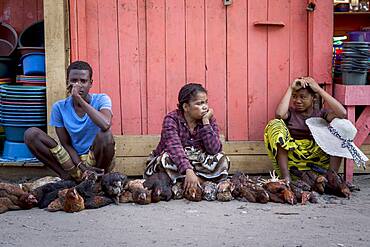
left=67, top=60, right=93, bottom=80
left=295, top=85, right=316, bottom=96
left=178, top=83, right=207, bottom=111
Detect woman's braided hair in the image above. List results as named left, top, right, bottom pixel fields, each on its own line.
left=178, top=83, right=207, bottom=112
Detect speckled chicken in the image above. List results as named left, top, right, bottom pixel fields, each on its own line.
left=0, top=182, right=38, bottom=213
left=143, top=172, right=172, bottom=203
left=202, top=181, right=217, bottom=201
left=171, top=182, right=184, bottom=200
left=101, top=172, right=128, bottom=204
left=216, top=180, right=233, bottom=202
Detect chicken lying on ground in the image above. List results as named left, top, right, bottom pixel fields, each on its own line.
left=0, top=183, right=38, bottom=214
left=184, top=185, right=203, bottom=202
left=143, top=172, right=172, bottom=203
left=289, top=181, right=318, bottom=205
left=63, top=187, right=85, bottom=213
left=31, top=180, right=77, bottom=208
left=261, top=171, right=296, bottom=205
left=289, top=166, right=327, bottom=194
left=47, top=173, right=112, bottom=212
left=101, top=172, right=128, bottom=204
left=119, top=179, right=151, bottom=205
left=230, top=172, right=269, bottom=203
left=216, top=180, right=233, bottom=202
left=171, top=182, right=184, bottom=200
left=202, top=181, right=218, bottom=201
left=47, top=173, right=113, bottom=213
left=325, top=169, right=351, bottom=198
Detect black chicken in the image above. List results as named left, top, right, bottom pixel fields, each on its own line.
left=101, top=172, right=128, bottom=204
left=76, top=173, right=113, bottom=209
left=143, top=172, right=172, bottom=203
left=31, top=180, right=76, bottom=208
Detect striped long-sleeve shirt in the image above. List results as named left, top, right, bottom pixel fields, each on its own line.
left=153, top=110, right=222, bottom=174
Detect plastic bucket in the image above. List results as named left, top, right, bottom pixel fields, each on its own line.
left=20, top=52, right=45, bottom=75
left=2, top=140, right=34, bottom=160
left=0, top=22, right=18, bottom=55
left=0, top=39, right=14, bottom=56
left=2, top=124, right=45, bottom=142
left=18, top=20, right=44, bottom=47
left=17, top=47, right=45, bottom=56
left=342, top=71, right=368, bottom=85
left=347, top=31, right=370, bottom=42
left=0, top=57, right=15, bottom=78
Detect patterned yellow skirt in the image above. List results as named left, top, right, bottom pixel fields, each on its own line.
left=264, top=119, right=329, bottom=177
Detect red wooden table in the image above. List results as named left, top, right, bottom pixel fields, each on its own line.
left=334, top=84, right=370, bottom=182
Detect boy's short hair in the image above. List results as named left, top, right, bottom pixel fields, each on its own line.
left=67, top=60, right=93, bottom=80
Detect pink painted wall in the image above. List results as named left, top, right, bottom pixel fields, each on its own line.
left=0, top=0, right=43, bottom=34
left=69, top=0, right=333, bottom=140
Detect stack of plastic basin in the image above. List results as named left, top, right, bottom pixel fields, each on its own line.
left=16, top=75, right=46, bottom=86
left=341, top=42, right=369, bottom=85
left=0, top=84, right=46, bottom=160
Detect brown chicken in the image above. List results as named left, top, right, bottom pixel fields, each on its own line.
left=325, top=169, right=351, bottom=198
left=184, top=186, right=202, bottom=202
left=0, top=197, right=20, bottom=214
left=290, top=166, right=327, bottom=194
left=262, top=171, right=296, bottom=204
left=63, top=188, right=85, bottom=213
left=126, top=179, right=151, bottom=205
left=216, top=180, right=233, bottom=202
left=0, top=182, right=38, bottom=210
left=282, top=188, right=297, bottom=205
left=230, top=172, right=249, bottom=199
left=119, top=190, right=133, bottom=203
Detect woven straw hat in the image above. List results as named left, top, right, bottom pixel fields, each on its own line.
left=306, top=117, right=368, bottom=169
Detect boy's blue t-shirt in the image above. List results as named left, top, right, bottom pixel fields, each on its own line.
left=50, top=94, right=112, bottom=155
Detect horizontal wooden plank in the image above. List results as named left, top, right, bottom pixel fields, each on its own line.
left=114, top=135, right=261, bottom=157
left=334, top=84, right=370, bottom=106
left=223, top=141, right=267, bottom=155
left=114, top=135, right=160, bottom=157
left=114, top=135, right=368, bottom=157
left=0, top=166, right=56, bottom=181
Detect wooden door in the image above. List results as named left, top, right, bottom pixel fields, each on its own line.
left=69, top=0, right=332, bottom=140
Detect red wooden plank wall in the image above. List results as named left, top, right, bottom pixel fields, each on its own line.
left=0, top=0, right=43, bottom=34
left=69, top=0, right=332, bottom=140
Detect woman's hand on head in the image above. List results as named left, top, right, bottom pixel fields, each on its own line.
left=291, top=77, right=307, bottom=91
left=304, top=77, right=321, bottom=93
left=184, top=169, right=201, bottom=193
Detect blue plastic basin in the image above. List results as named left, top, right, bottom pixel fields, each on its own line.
left=20, top=52, right=45, bottom=75
left=2, top=140, right=34, bottom=160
